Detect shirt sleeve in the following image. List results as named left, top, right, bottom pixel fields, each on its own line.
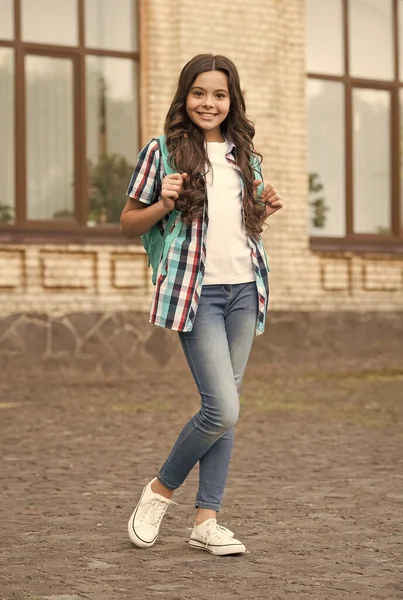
left=251, top=155, right=265, bottom=202
left=126, top=138, right=161, bottom=205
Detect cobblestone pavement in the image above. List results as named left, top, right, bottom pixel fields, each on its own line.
left=1, top=361, right=402, bottom=600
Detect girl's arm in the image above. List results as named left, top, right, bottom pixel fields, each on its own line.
left=253, top=180, right=284, bottom=218
left=121, top=138, right=168, bottom=239
left=120, top=172, right=187, bottom=238
left=261, top=184, right=284, bottom=217
left=120, top=198, right=171, bottom=239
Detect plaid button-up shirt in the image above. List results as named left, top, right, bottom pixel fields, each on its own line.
left=127, top=137, right=270, bottom=336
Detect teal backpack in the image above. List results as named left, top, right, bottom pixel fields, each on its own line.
left=141, top=135, right=264, bottom=285
left=141, top=135, right=182, bottom=286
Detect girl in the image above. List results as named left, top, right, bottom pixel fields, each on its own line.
left=120, top=54, right=283, bottom=556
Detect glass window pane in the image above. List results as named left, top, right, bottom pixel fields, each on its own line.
left=349, top=0, right=394, bottom=80
left=0, top=0, right=14, bottom=40
left=0, top=48, right=14, bottom=224
left=85, top=0, right=137, bottom=51
left=306, top=0, right=343, bottom=75
left=86, top=56, right=139, bottom=226
left=307, top=79, right=345, bottom=237
left=353, top=89, right=391, bottom=234
left=22, top=0, right=77, bottom=46
left=26, top=56, right=74, bottom=221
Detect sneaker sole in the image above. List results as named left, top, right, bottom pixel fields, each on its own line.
left=188, top=538, right=246, bottom=556
left=127, top=486, right=157, bottom=549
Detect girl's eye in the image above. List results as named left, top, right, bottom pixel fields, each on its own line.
left=217, top=94, right=226, bottom=99
left=194, top=91, right=202, bottom=97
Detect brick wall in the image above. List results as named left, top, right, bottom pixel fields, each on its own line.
left=142, top=0, right=403, bottom=312
left=0, top=244, right=152, bottom=316
left=0, top=0, right=402, bottom=322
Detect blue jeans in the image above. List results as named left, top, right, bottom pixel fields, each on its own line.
left=157, top=282, right=258, bottom=511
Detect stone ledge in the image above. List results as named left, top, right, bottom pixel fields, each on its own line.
left=1, top=311, right=403, bottom=379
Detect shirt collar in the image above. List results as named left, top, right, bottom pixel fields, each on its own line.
left=225, top=138, right=236, bottom=155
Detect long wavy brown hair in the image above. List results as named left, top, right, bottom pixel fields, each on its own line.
left=164, top=54, right=266, bottom=239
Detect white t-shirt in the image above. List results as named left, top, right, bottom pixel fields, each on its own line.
left=203, top=141, right=255, bottom=285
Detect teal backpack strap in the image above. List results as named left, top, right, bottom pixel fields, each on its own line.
left=156, top=135, right=182, bottom=278
left=160, top=213, right=182, bottom=277
left=158, top=134, right=176, bottom=176
left=250, top=155, right=265, bottom=202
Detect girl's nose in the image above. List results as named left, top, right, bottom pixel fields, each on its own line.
left=202, top=98, right=214, bottom=108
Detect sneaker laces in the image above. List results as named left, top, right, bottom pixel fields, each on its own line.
left=217, top=524, right=232, bottom=536
left=203, top=519, right=231, bottom=548
left=138, top=497, right=176, bottom=527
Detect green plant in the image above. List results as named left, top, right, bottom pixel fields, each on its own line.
left=309, top=172, right=328, bottom=229
left=52, top=209, right=74, bottom=220
left=376, top=226, right=391, bottom=235
left=0, top=201, right=13, bottom=223
left=88, top=154, right=134, bottom=224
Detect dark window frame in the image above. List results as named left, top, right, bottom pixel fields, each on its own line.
left=308, top=0, right=403, bottom=253
left=0, top=0, right=140, bottom=244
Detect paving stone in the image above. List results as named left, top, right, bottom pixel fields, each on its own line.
left=44, top=596, right=85, bottom=600
left=0, top=313, right=22, bottom=339
left=0, top=331, right=24, bottom=353
left=87, top=559, right=114, bottom=569
left=144, top=328, right=176, bottom=365
left=50, top=321, right=77, bottom=354
left=67, top=313, right=103, bottom=337
left=0, top=358, right=402, bottom=600
left=15, top=319, right=48, bottom=357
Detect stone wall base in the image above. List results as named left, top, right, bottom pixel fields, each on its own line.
left=1, top=311, right=402, bottom=380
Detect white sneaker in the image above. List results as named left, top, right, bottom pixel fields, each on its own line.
left=189, top=518, right=245, bottom=555
left=218, top=524, right=234, bottom=537
left=128, top=478, right=176, bottom=548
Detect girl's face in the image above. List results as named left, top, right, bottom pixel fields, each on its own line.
left=185, top=70, right=230, bottom=142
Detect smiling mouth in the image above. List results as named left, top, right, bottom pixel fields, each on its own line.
left=197, top=112, right=218, bottom=118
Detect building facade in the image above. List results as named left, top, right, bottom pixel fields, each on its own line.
left=0, top=0, right=402, bottom=359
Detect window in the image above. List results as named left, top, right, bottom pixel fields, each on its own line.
left=0, top=0, right=139, bottom=239
left=306, top=0, right=403, bottom=250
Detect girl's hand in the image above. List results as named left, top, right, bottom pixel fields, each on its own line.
left=161, top=173, right=187, bottom=211
left=253, top=180, right=284, bottom=217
